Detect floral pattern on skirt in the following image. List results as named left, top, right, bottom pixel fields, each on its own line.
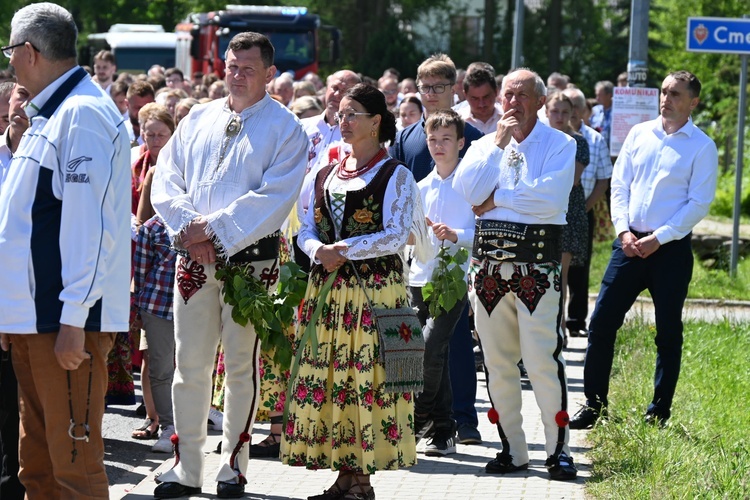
left=280, top=265, right=417, bottom=472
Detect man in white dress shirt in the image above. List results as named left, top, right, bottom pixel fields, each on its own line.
left=456, top=65, right=502, bottom=135
left=453, top=68, right=578, bottom=481
left=570, top=70, right=718, bottom=429
left=151, top=32, right=308, bottom=499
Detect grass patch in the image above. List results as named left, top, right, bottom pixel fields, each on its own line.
left=588, top=240, right=750, bottom=300
left=586, top=319, right=750, bottom=498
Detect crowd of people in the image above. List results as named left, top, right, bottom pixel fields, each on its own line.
left=0, top=2, right=718, bottom=499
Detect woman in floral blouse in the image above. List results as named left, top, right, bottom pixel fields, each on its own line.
left=281, top=83, right=428, bottom=500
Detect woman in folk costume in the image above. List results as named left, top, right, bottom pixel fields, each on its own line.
left=281, top=83, right=430, bottom=500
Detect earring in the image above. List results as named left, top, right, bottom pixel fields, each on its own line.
left=371, top=129, right=377, bottom=138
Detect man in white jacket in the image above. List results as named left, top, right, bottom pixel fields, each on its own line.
left=151, top=32, right=308, bottom=499
left=0, top=3, right=131, bottom=498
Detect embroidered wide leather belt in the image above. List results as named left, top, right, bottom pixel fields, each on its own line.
left=472, top=220, right=561, bottom=263
left=228, top=231, right=281, bottom=263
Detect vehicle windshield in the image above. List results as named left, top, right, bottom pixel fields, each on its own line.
left=115, top=47, right=176, bottom=72
left=219, top=30, right=315, bottom=72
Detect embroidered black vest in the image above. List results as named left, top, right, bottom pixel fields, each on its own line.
left=312, top=159, right=404, bottom=279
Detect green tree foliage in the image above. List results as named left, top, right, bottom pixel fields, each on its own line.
left=650, top=0, right=749, bottom=217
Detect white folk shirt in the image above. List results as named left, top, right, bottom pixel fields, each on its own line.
left=152, top=94, right=309, bottom=259
left=456, top=102, right=502, bottom=136
left=298, top=160, right=418, bottom=263
left=0, top=66, right=131, bottom=333
left=409, top=167, right=475, bottom=287
left=452, top=121, right=576, bottom=225
left=611, top=116, right=718, bottom=244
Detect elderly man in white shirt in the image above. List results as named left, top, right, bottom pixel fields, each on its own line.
left=453, top=68, right=578, bottom=481
left=294, top=70, right=360, bottom=270
left=151, top=32, right=308, bottom=499
left=570, top=70, right=718, bottom=430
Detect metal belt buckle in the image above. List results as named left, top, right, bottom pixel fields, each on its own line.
left=482, top=248, right=517, bottom=261
left=481, top=237, right=518, bottom=250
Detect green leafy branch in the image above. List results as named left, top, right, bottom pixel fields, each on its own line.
left=214, top=262, right=308, bottom=367
left=421, top=245, right=469, bottom=318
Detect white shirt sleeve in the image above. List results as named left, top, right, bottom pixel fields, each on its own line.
left=654, top=141, right=718, bottom=244
left=452, top=138, right=503, bottom=206
left=610, top=131, right=636, bottom=237
left=341, top=166, right=415, bottom=260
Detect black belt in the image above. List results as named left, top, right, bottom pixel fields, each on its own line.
left=473, top=220, right=561, bottom=263
left=228, top=231, right=281, bottom=263
left=630, top=228, right=654, bottom=239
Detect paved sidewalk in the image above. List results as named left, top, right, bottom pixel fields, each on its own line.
left=110, top=336, right=590, bottom=500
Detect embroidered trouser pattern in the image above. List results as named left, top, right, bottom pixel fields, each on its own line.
left=469, top=258, right=570, bottom=466
left=158, top=257, right=277, bottom=487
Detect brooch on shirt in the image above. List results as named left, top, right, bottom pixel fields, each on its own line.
left=225, top=114, right=243, bottom=137
left=217, top=114, right=243, bottom=170
left=506, top=149, right=524, bottom=186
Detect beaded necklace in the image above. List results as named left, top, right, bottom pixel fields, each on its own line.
left=336, top=148, right=387, bottom=180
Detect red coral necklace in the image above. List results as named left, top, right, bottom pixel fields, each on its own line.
left=336, top=148, right=387, bottom=180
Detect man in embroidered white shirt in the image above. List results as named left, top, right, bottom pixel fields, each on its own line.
left=570, top=70, right=718, bottom=430
left=151, top=32, right=308, bottom=499
left=453, top=68, right=578, bottom=481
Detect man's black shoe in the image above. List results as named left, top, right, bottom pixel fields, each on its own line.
left=153, top=481, right=201, bottom=498
left=644, top=411, right=668, bottom=428
left=568, top=405, right=601, bottom=430
left=217, top=481, right=245, bottom=498
left=546, top=452, right=578, bottom=481
left=485, top=452, right=528, bottom=474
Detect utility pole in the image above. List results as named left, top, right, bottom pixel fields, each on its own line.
left=511, top=0, right=524, bottom=68
left=483, top=0, right=496, bottom=63
left=627, top=0, right=650, bottom=87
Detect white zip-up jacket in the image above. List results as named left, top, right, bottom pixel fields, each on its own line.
left=0, top=66, right=131, bottom=334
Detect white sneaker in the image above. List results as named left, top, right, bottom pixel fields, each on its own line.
left=207, top=408, right=223, bottom=431
left=152, top=425, right=175, bottom=453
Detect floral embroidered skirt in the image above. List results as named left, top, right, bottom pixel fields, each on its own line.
left=280, top=265, right=417, bottom=472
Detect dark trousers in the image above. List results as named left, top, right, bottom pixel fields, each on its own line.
left=450, top=303, right=479, bottom=428
left=410, top=287, right=467, bottom=430
left=566, top=210, right=595, bottom=332
left=0, top=349, right=24, bottom=500
left=583, top=235, right=693, bottom=419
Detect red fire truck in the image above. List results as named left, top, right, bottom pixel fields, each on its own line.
left=175, top=5, right=340, bottom=79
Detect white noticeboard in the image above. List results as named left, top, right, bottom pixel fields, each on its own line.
left=610, top=87, right=660, bottom=156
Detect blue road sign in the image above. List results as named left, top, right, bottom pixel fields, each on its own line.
left=687, top=17, right=750, bottom=55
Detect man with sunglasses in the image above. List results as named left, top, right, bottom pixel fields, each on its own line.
left=390, top=53, right=486, bottom=450
left=0, top=3, right=131, bottom=498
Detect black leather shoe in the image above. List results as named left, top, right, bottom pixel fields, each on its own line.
left=153, top=481, right=201, bottom=498
left=485, top=452, right=528, bottom=474
left=217, top=480, right=245, bottom=498
left=546, top=452, right=578, bottom=481
left=569, top=405, right=601, bottom=430
left=644, top=411, right=668, bottom=427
